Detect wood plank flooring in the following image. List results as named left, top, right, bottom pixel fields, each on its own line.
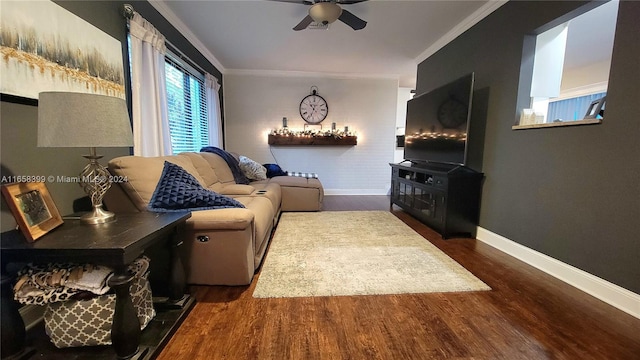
left=157, top=196, right=640, bottom=360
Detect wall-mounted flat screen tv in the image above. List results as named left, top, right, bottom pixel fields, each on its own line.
left=404, top=73, right=474, bottom=166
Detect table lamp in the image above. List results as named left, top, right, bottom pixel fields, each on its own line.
left=37, top=92, right=134, bottom=224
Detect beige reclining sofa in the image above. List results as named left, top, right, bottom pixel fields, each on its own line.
left=105, top=151, right=323, bottom=285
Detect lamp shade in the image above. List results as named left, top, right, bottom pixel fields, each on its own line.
left=37, top=92, right=133, bottom=148
left=309, top=3, right=342, bottom=24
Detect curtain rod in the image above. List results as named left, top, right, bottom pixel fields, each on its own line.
left=123, top=4, right=134, bottom=20
left=166, top=41, right=208, bottom=76
left=122, top=3, right=211, bottom=77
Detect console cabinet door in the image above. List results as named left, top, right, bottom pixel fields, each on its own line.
left=412, top=185, right=446, bottom=230
left=390, top=163, right=482, bottom=238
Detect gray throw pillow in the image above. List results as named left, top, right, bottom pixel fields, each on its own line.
left=239, top=156, right=267, bottom=181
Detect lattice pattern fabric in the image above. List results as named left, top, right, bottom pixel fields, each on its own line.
left=148, top=161, right=245, bottom=212
left=44, top=273, right=155, bottom=348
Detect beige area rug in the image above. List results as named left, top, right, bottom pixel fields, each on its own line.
left=253, top=211, right=490, bottom=298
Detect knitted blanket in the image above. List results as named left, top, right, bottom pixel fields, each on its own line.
left=200, top=146, right=250, bottom=184
left=14, top=256, right=150, bottom=305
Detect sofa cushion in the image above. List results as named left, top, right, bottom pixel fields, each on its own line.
left=198, top=152, right=237, bottom=185
left=217, top=184, right=255, bottom=195
left=108, top=155, right=206, bottom=211
left=253, top=176, right=323, bottom=211
left=148, top=161, right=245, bottom=212
left=179, top=152, right=221, bottom=189
left=265, top=176, right=323, bottom=189
left=247, top=181, right=282, bottom=215
left=200, top=146, right=250, bottom=184
left=238, top=156, right=267, bottom=180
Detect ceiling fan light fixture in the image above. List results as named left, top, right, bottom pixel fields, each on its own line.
left=309, top=3, right=342, bottom=25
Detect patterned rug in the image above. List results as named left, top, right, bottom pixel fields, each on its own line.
left=253, top=211, right=490, bottom=298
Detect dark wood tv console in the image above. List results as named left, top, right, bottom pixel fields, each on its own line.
left=390, top=162, right=483, bottom=239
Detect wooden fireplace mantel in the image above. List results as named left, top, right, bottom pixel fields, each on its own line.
left=268, top=134, right=357, bottom=146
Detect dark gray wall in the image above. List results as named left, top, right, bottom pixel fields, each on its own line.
left=417, top=0, right=639, bottom=293
left=1, top=1, right=223, bottom=231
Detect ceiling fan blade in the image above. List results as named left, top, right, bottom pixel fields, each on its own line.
left=338, top=9, right=367, bottom=30
left=269, top=0, right=367, bottom=4
left=293, top=15, right=314, bottom=31
left=269, top=0, right=313, bottom=4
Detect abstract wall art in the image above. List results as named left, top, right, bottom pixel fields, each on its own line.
left=0, top=0, right=125, bottom=101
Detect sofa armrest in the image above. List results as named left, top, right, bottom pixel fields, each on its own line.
left=104, top=183, right=140, bottom=213
left=186, top=208, right=254, bottom=231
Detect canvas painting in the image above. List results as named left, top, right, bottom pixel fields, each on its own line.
left=0, top=0, right=125, bottom=100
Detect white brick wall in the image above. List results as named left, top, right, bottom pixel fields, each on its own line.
left=223, top=74, right=398, bottom=194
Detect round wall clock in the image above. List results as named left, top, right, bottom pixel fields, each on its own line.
left=299, top=88, right=328, bottom=124
left=437, top=98, right=468, bottom=129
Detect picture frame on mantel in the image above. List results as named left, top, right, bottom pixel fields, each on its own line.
left=1, top=182, right=64, bottom=242
left=0, top=0, right=125, bottom=104
left=583, top=96, right=606, bottom=120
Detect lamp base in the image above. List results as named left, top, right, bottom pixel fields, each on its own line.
left=81, top=205, right=116, bottom=224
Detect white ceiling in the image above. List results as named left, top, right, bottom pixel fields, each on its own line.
left=564, top=0, right=618, bottom=70
left=152, top=0, right=617, bottom=89
left=153, top=0, right=506, bottom=88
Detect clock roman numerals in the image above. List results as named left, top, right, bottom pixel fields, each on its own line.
left=299, top=92, right=328, bottom=124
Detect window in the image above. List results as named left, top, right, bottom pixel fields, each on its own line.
left=515, top=0, right=618, bottom=128
left=165, top=53, right=209, bottom=154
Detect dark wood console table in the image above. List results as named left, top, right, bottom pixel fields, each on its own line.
left=1, top=212, right=192, bottom=360
left=390, top=162, right=483, bottom=238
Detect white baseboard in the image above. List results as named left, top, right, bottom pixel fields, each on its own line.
left=324, top=189, right=388, bottom=196
left=476, top=227, right=640, bottom=319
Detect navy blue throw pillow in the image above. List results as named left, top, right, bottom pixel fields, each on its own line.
left=264, top=163, right=287, bottom=178
left=148, top=161, right=245, bottom=212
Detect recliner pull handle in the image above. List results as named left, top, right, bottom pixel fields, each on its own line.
left=197, top=235, right=209, bottom=243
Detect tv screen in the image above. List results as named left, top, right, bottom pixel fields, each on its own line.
left=404, top=73, right=474, bottom=166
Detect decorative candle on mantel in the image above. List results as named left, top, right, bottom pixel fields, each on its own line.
left=282, top=117, right=288, bottom=128
left=344, top=126, right=349, bottom=134
left=331, top=122, right=336, bottom=131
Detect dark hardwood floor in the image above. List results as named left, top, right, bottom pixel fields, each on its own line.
left=158, top=196, right=640, bottom=360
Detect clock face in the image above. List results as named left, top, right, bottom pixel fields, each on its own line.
left=299, top=94, right=328, bottom=124
left=437, top=98, right=468, bottom=129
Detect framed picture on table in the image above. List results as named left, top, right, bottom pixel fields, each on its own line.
left=1, top=182, right=63, bottom=242
left=584, top=96, right=606, bottom=120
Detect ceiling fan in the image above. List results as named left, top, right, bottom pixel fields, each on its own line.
left=271, top=0, right=368, bottom=31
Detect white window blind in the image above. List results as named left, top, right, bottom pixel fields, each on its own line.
left=547, top=92, right=606, bottom=122
left=165, top=53, right=209, bottom=154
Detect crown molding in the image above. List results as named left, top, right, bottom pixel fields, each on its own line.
left=225, top=68, right=400, bottom=83
left=150, top=1, right=506, bottom=83
left=415, top=0, right=508, bottom=65
left=555, top=81, right=608, bottom=101
left=150, top=1, right=226, bottom=74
